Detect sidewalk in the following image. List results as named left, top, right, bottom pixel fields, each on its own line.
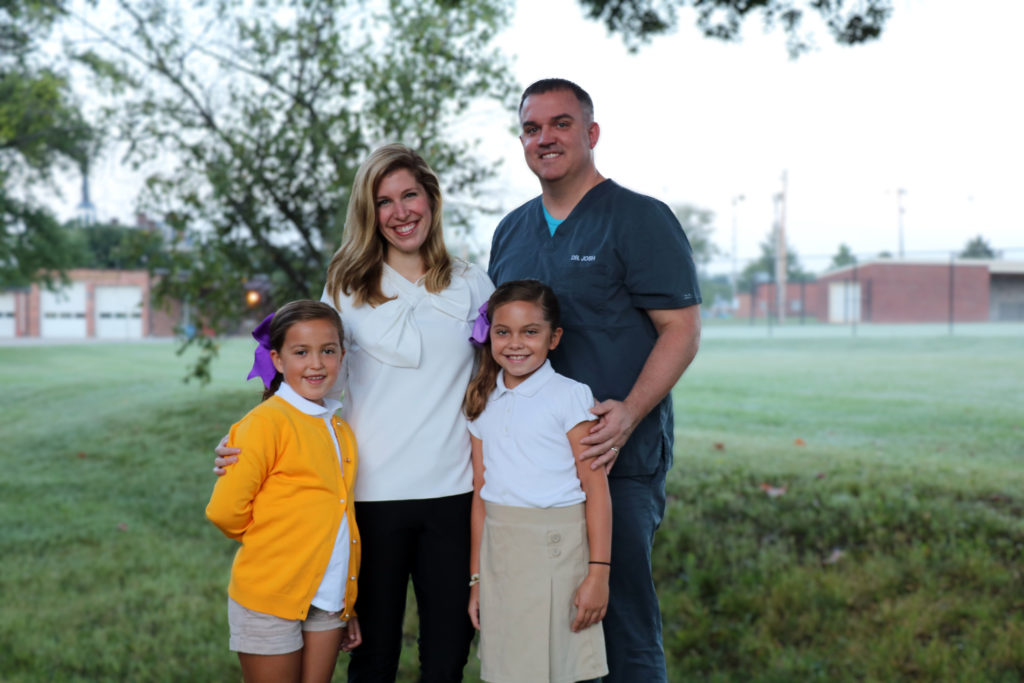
left=0, top=336, right=180, bottom=347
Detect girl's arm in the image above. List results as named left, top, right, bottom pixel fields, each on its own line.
left=468, top=434, right=486, bottom=630
left=569, top=419, right=612, bottom=633
left=339, top=616, right=362, bottom=652
left=205, top=418, right=273, bottom=539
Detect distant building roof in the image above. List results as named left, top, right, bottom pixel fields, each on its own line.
left=822, top=258, right=1024, bottom=278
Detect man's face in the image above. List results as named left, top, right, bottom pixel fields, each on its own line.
left=519, top=89, right=598, bottom=186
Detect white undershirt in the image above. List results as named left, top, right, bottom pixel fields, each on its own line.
left=274, top=383, right=350, bottom=612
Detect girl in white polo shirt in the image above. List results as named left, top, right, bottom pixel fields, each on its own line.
left=463, top=279, right=612, bottom=683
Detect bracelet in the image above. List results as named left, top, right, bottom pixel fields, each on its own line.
left=469, top=573, right=481, bottom=587
left=588, top=561, right=611, bottom=566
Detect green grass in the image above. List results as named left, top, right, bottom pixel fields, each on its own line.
left=2, top=333, right=1022, bottom=681
left=661, top=334, right=1024, bottom=681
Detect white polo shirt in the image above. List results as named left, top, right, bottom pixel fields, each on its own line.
left=468, top=361, right=596, bottom=509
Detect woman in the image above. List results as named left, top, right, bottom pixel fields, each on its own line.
left=216, top=144, right=492, bottom=681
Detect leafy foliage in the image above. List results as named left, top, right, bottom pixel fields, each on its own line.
left=70, top=0, right=515, bottom=380
left=673, top=203, right=732, bottom=306
left=736, top=229, right=811, bottom=293
left=1, top=0, right=96, bottom=288
left=673, top=203, right=718, bottom=271
left=959, top=234, right=997, bottom=259
left=60, top=220, right=167, bottom=269
left=578, top=0, right=893, bottom=56
left=829, top=242, right=856, bottom=269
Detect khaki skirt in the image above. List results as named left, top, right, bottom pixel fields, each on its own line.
left=478, top=502, right=608, bottom=683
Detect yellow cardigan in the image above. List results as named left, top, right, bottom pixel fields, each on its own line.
left=206, top=395, right=360, bottom=621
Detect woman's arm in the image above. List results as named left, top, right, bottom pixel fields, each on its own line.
left=468, top=434, right=486, bottom=630
left=213, top=434, right=239, bottom=475
left=569, top=419, right=611, bottom=632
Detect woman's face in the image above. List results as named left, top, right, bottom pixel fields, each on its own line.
left=375, top=168, right=433, bottom=258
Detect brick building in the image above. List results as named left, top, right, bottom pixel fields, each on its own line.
left=736, top=259, right=1024, bottom=323
left=0, top=269, right=180, bottom=339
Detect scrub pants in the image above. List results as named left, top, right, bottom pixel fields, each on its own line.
left=601, top=466, right=668, bottom=683
left=347, top=493, right=475, bottom=682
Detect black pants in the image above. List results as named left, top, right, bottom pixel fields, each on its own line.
left=347, top=493, right=475, bottom=683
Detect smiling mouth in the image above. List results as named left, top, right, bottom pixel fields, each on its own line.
left=504, top=354, right=529, bottom=362
left=540, top=152, right=560, bottom=159
left=304, top=375, right=327, bottom=383
left=393, top=221, right=417, bottom=236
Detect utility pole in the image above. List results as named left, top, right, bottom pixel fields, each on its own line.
left=774, top=170, right=788, bottom=323
left=897, top=187, right=906, bottom=259
left=731, top=194, right=745, bottom=307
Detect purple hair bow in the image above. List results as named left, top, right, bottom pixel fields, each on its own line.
left=469, top=302, right=490, bottom=348
left=246, top=312, right=277, bottom=388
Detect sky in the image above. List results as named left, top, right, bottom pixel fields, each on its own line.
left=57, top=0, right=1024, bottom=275
left=477, top=0, right=1024, bottom=272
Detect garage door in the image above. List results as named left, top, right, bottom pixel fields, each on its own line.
left=41, top=283, right=87, bottom=337
left=0, top=293, right=14, bottom=337
left=41, top=282, right=88, bottom=335
left=95, top=285, right=143, bottom=339
left=828, top=282, right=861, bottom=323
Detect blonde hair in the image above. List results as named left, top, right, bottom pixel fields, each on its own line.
left=325, top=144, right=452, bottom=308
left=463, top=280, right=562, bottom=421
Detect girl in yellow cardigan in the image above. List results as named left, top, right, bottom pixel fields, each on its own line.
left=207, top=300, right=360, bottom=683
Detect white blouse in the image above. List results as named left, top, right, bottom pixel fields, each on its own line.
left=323, top=260, right=493, bottom=501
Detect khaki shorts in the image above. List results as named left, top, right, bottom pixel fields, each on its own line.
left=228, top=597, right=346, bottom=655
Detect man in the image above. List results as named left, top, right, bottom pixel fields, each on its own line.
left=487, top=78, right=701, bottom=682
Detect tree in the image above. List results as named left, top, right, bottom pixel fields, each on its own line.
left=1, top=0, right=96, bottom=289
left=736, top=230, right=810, bottom=293
left=829, top=242, right=856, bottom=269
left=577, top=0, right=892, bottom=56
left=697, top=272, right=732, bottom=311
left=60, top=220, right=167, bottom=270
left=673, top=203, right=732, bottom=306
left=70, top=0, right=515, bottom=380
left=959, top=234, right=997, bottom=259
left=673, top=203, right=718, bottom=272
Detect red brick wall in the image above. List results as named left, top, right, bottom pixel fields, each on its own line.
left=818, top=262, right=990, bottom=323
left=739, top=282, right=827, bottom=320
left=738, top=263, right=991, bottom=323
left=17, top=269, right=183, bottom=338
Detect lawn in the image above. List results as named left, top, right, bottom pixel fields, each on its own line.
left=1, top=329, right=1022, bottom=681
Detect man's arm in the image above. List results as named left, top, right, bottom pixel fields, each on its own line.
left=580, top=305, right=701, bottom=470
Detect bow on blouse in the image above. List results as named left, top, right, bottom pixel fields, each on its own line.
left=349, top=273, right=474, bottom=367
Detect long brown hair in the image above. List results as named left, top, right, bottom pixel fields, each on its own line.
left=261, top=300, right=345, bottom=401
left=463, top=280, right=562, bottom=421
left=325, top=144, right=452, bottom=308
